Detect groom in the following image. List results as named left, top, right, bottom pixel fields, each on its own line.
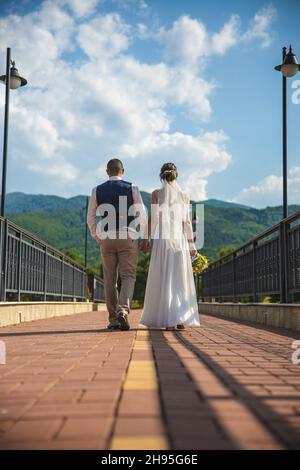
left=87, top=158, right=147, bottom=331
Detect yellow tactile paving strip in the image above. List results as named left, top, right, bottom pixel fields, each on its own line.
left=110, top=323, right=170, bottom=450
left=111, top=436, right=168, bottom=450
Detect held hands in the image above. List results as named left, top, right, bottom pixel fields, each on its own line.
left=93, top=234, right=101, bottom=245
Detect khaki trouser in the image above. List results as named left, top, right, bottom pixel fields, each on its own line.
left=99, top=237, right=138, bottom=325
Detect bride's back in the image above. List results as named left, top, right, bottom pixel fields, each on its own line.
left=155, top=183, right=187, bottom=207
left=152, top=182, right=190, bottom=241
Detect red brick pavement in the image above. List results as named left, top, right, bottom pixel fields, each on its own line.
left=0, top=309, right=299, bottom=450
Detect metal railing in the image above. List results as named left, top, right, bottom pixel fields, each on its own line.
left=201, top=209, right=300, bottom=303
left=92, top=275, right=105, bottom=303
left=0, top=216, right=88, bottom=301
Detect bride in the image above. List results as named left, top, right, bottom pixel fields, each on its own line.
left=140, top=163, right=200, bottom=330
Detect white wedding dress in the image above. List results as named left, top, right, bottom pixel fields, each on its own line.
left=141, top=181, right=200, bottom=328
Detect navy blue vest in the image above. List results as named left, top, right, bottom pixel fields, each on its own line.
left=96, top=179, right=135, bottom=231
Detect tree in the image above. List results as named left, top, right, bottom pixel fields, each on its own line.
left=219, top=246, right=235, bottom=258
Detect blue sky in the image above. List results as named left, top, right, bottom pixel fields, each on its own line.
left=0, top=0, right=299, bottom=207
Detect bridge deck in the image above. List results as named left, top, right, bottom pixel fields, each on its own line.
left=0, top=310, right=299, bottom=450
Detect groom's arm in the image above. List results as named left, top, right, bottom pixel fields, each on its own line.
left=87, top=187, right=99, bottom=241
left=132, top=185, right=148, bottom=239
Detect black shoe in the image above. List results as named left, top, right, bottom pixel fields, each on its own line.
left=107, top=323, right=121, bottom=331
left=117, top=312, right=130, bottom=331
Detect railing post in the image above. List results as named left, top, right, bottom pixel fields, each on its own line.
left=17, top=232, right=22, bottom=301
left=61, top=258, right=64, bottom=301
left=194, top=274, right=198, bottom=301
left=92, top=275, right=95, bottom=303
left=84, top=271, right=87, bottom=300
left=233, top=253, right=236, bottom=302
left=0, top=219, right=8, bottom=301
left=285, top=222, right=291, bottom=302
left=279, top=221, right=288, bottom=303
left=43, top=247, right=47, bottom=301
left=72, top=266, right=75, bottom=301
left=197, top=273, right=200, bottom=301
left=200, top=274, right=202, bottom=301
left=200, top=273, right=204, bottom=302
left=193, top=273, right=198, bottom=301
left=252, top=240, right=257, bottom=303
left=218, top=264, right=221, bottom=302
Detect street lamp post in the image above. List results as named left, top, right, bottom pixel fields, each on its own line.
left=0, top=47, right=27, bottom=217
left=84, top=196, right=89, bottom=268
left=275, top=45, right=300, bottom=303
left=275, top=45, right=300, bottom=219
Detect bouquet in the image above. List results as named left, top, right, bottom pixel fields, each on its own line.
left=191, top=252, right=209, bottom=273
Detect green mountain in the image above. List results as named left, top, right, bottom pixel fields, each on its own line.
left=6, top=191, right=249, bottom=215
left=199, top=204, right=300, bottom=260
left=6, top=192, right=88, bottom=214
left=6, top=192, right=300, bottom=266
left=199, top=198, right=252, bottom=210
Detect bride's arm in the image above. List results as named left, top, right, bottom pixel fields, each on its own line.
left=148, top=190, right=158, bottom=239
left=183, top=194, right=197, bottom=257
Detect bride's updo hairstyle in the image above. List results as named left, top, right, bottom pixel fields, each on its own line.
left=160, top=162, right=178, bottom=183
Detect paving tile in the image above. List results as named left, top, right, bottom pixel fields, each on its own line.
left=56, top=417, right=113, bottom=440
left=0, top=419, right=63, bottom=443
left=1, top=309, right=300, bottom=450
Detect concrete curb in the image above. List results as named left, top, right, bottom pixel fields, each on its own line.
left=199, top=302, right=300, bottom=332
left=0, top=301, right=107, bottom=328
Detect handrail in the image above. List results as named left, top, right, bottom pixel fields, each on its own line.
left=1, top=216, right=85, bottom=270
left=201, top=209, right=300, bottom=303
left=206, top=209, right=300, bottom=268
left=0, top=216, right=90, bottom=302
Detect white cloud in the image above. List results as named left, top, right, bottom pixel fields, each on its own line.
left=243, top=5, right=276, bottom=48
left=156, top=15, right=208, bottom=65
left=77, top=13, right=131, bottom=59
left=139, top=0, right=148, bottom=11
left=12, top=103, right=72, bottom=158
left=155, top=7, right=276, bottom=67
left=183, top=176, right=208, bottom=202
left=0, top=2, right=276, bottom=201
left=156, top=14, right=240, bottom=65
left=0, top=2, right=75, bottom=89
left=232, top=166, right=300, bottom=208
left=109, top=0, right=149, bottom=14
left=28, top=160, right=79, bottom=181
left=58, top=0, right=100, bottom=18
left=120, top=130, right=231, bottom=197
left=211, top=15, right=240, bottom=55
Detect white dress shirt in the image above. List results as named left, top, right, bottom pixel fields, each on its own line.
left=87, top=176, right=147, bottom=240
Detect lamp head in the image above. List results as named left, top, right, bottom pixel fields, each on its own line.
left=0, top=60, right=27, bottom=89
left=275, top=45, right=300, bottom=78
